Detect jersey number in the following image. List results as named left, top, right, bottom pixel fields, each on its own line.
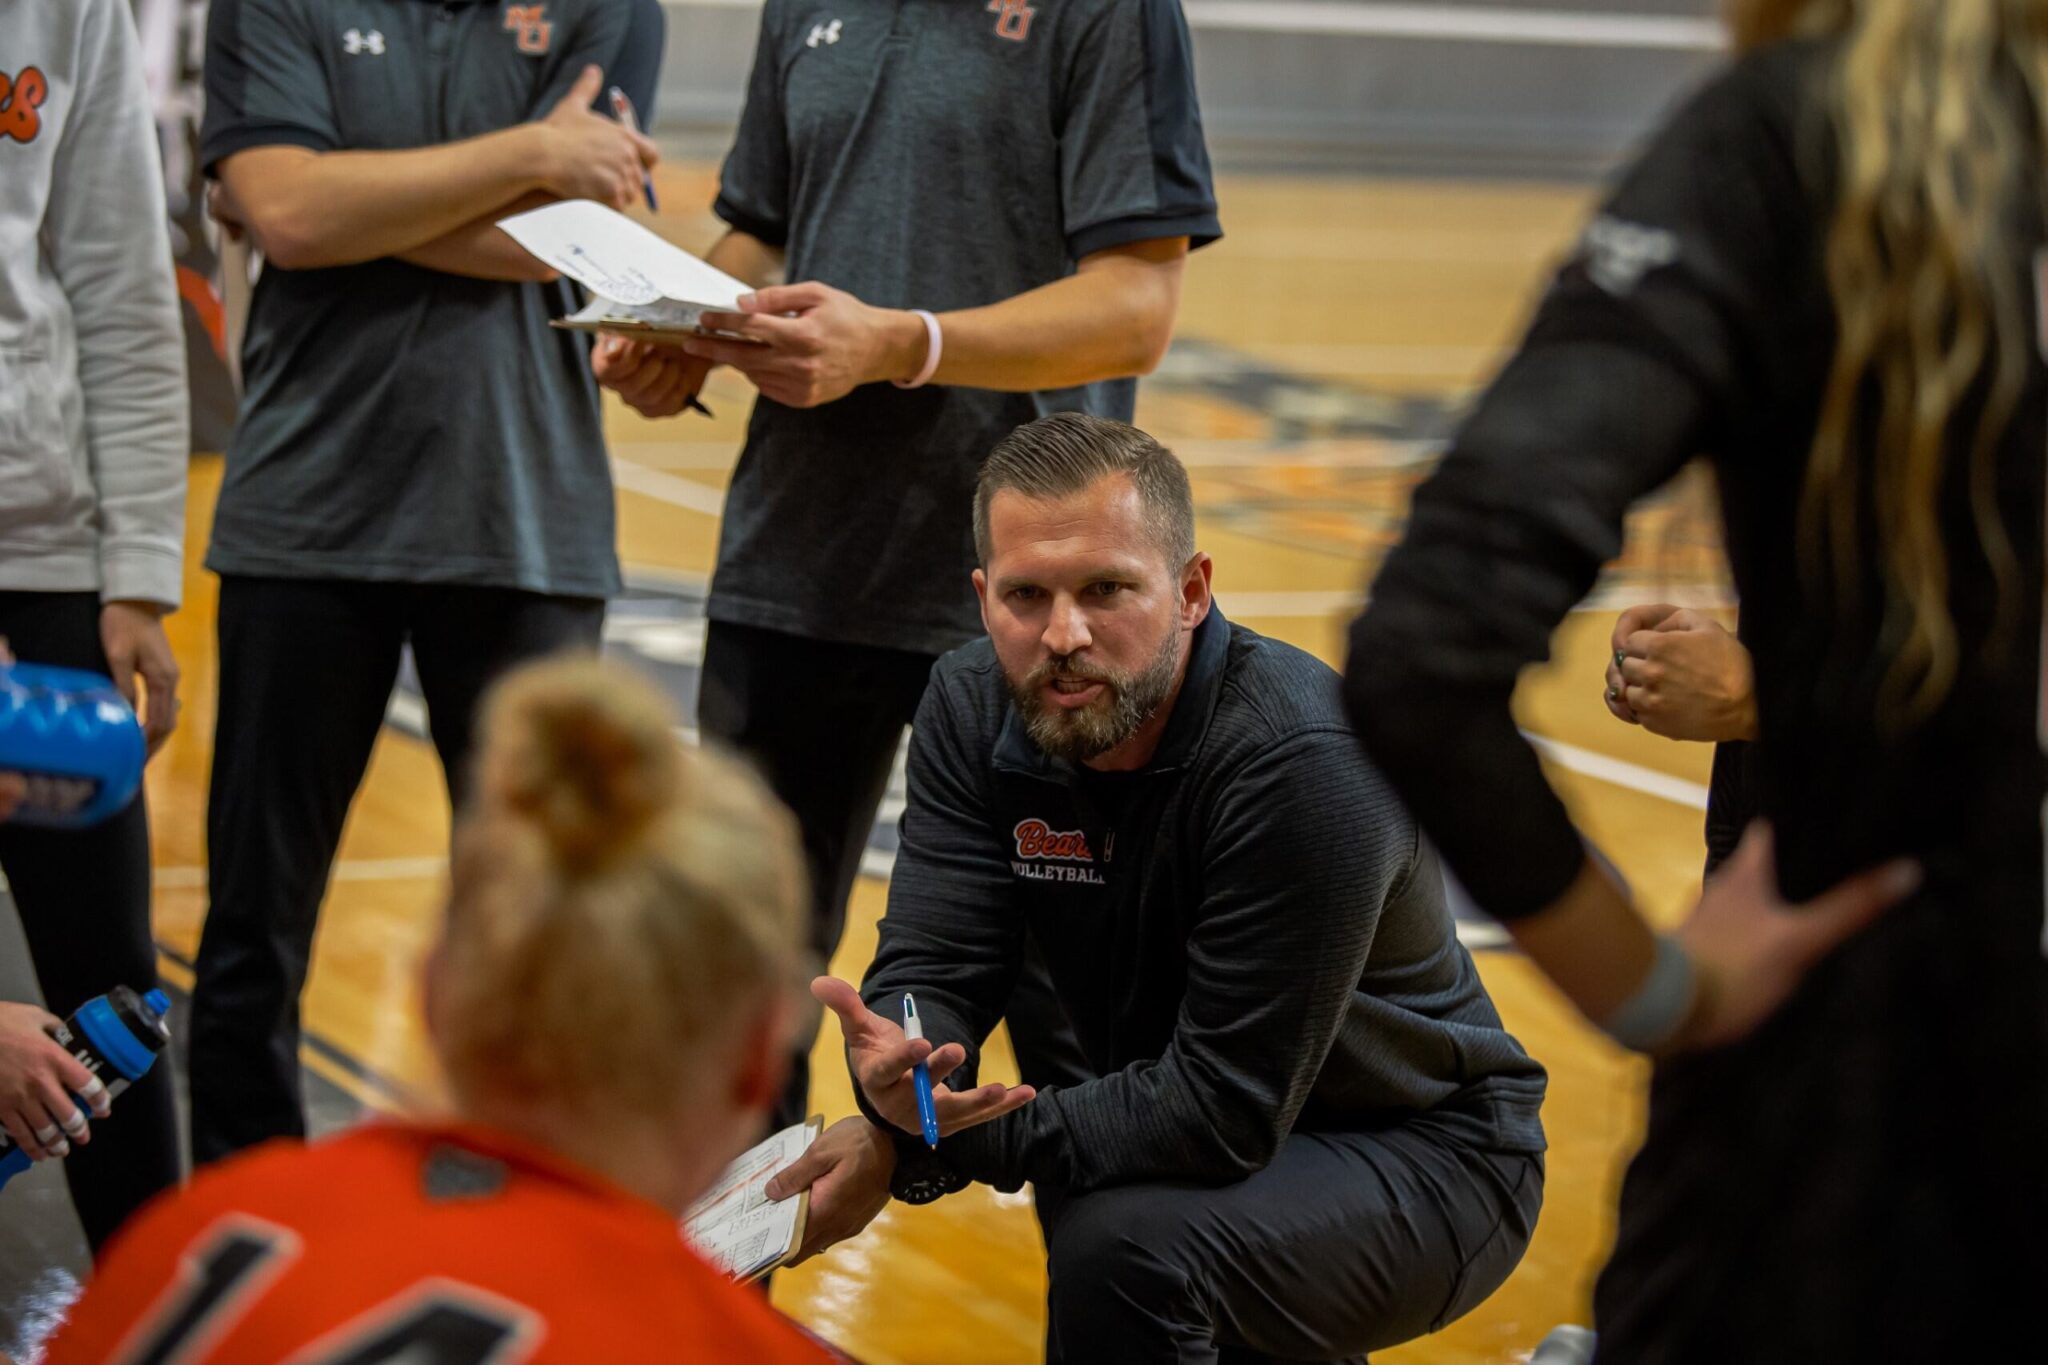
left=121, top=1219, right=536, bottom=1364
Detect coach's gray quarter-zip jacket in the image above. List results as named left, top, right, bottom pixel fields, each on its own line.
left=859, top=609, right=1547, bottom=1203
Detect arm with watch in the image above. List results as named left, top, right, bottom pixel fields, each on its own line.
left=591, top=228, right=1189, bottom=416
left=758, top=679, right=1042, bottom=1263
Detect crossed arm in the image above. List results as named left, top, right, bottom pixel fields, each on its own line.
left=212, top=65, right=654, bottom=280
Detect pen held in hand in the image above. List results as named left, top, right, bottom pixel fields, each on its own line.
left=607, top=85, right=659, bottom=213
left=903, top=993, right=941, bottom=1149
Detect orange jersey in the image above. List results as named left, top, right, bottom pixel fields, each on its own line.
left=46, top=1121, right=839, bottom=1364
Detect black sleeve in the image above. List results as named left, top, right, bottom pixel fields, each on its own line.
left=521, top=0, right=661, bottom=121
left=1343, top=55, right=1812, bottom=921
left=936, top=729, right=1412, bottom=1194
left=856, top=676, right=1027, bottom=1158
left=1056, top=0, right=1222, bottom=260
left=200, top=0, right=339, bottom=173
left=713, top=0, right=791, bottom=247
left=601, top=0, right=666, bottom=123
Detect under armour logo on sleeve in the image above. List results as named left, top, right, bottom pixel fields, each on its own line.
left=807, top=19, right=843, bottom=47
left=341, top=28, right=385, bottom=56
left=1578, top=215, right=1679, bottom=296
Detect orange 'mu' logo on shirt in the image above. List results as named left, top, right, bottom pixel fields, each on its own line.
left=504, top=5, right=553, bottom=55
left=988, top=0, right=1036, bottom=43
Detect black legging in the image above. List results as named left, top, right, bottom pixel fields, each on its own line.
left=187, top=576, right=605, bottom=1165
left=0, top=591, right=180, bottom=1255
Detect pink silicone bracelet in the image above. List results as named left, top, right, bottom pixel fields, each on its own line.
left=893, top=309, right=943, bottom=390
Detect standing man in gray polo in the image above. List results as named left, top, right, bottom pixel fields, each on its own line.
left=187, top=0, right=665, bottom=1164
left=595, top=0, right=1222, bottom=1133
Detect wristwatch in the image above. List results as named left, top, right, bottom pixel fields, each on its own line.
left=852, top=1086, right=970, bottom=1203
left=887, top=1130, right=970, bottom=1205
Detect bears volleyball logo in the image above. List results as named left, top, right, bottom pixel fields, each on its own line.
left=1, top=66, right=48, bottom=145
left=1012, top=819, right=1104, bottom=885
left=1015, top=819, right=1090, bottom=861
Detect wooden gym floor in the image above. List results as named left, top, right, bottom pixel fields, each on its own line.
left=138, top=162, right=1730, bottom=1364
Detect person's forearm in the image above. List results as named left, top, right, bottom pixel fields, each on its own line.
left=705, top=228, right=785, bottom=290
left=397, top=192, right=562, bottom=282
left=1506, top=856, right=1660, bottom=1024
left=899, top=242, right=1186, bottom=391
left=223, top=128, right=557, bottom=270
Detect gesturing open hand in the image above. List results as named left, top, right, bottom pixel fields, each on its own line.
left=810, top=977, right=1035, bottom=1140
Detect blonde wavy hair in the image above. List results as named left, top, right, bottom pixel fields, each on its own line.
left=432, top=656, right=807, bottom=1123
left=1729, top=0, right=2044, bottom=718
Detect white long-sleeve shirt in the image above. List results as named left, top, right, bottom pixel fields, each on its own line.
left=0, top=0, right=186, bottom=609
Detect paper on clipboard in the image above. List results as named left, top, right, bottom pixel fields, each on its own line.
left=682, top=1116, right=823, bottom=1281
left=497, top=199, right=755, bottom=338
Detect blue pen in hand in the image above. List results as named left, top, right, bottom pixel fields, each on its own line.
left=903, top=993, right=941, bottom=1150
left=607, top=86, right=659, bottom=213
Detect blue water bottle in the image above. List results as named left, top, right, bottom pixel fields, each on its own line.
left=0, top=986, right=172, bottom=1191
left=0, top=662, right=146, bottom=828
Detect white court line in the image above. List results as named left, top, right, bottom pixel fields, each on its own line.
left=387, top=691, right=427, bottom=735
left=1524, top=732, right=1709, bottom=810
left=656, top=0, right=1724, bottom=51
left=608, top=441, right=743, bottom=472
left=622, top=562, right=711, bottom=595
left=610, top=457, right=728, bottom=516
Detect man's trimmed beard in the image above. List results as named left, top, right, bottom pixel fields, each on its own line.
left=1007, top=620, right=1183, bottom=763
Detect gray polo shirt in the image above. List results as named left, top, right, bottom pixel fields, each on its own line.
left=199, top=0, right=665, bottom=598
left=712, top=0, right=1222, bottom=656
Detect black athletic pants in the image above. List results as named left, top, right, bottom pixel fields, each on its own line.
left=1038, top=1117, right=1543, bottom=1364
left=698, top=619, right=940, bottom=1133
left=698, top=620, right=1088, bottom=1133
left=187, top=576, right=604, bottom=1165
left=0, top=591, right=180, bottom=1254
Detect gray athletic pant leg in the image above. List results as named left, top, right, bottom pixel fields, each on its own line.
left=1037, top=1118, right=1542, bottom=1364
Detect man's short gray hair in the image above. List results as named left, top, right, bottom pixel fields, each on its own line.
left=974, top=414, right=1196, bottom=568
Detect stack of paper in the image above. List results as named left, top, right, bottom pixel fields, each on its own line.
left=682, top=1116, right=823, bottom=1281
left=498, top=199, right=756, bottom=340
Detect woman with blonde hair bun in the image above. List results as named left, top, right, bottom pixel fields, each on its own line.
left=47, top=658, right=839, bottom=1362
left=1348, top=0, right=2048, bottom=1360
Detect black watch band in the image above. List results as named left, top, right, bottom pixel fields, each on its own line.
left=887, top=1130, right=969, bottom=1205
